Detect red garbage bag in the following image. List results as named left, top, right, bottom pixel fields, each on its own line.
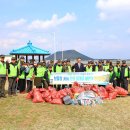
left=83, top=84, right=92, bottom=91
left=90, top=85, right=99, bottom=94
left=44, top=95, right=52, bottom=103
left=59, top=89, right=68, bottom=98
left=33, top=89, right=44, bottom=103
left=48, top=86, right=56, bottom=92
left=39, top=88, right=47, bottom=92
left=105, top=85, right=115, bottom=93
left=64, top=88, right=73, bottom=95
left=51, top=98, right=63, bottom=105
left=26, top=90, right=33, bottom=99
left=115, top=87, right=128, bottom=96
left=72, top=82, right=80, bottom=88
left=50, top=90, right=59, bottom=99
left=42, top=90, right=50, bottom=99
left=98, top=87, right=109, bottom=99
left=109, top=91, right=117, bottom=100
left=71, top=87, right=85, bottom=94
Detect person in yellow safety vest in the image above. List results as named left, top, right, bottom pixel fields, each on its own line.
left=103, top=60, right=110, bottom=72
left=120, top=60, right=130, bottom=91
left=17, top=56, right=25, bottom=71
left=8, top=57, right=19, bottom=96
left=18, top=62, right=27, bottom=93
left=86, top=61, right=93, bottom=72
left=114, top=61, right=121, bottom=86
left=0, top=55, right=7, bottom=98
left=108, top=66, right=117, bottom=87
left=97, top=60, right=104, bottom=71
left=53, top=60, right=63, bottom=72
left=34, top=62, right=46, bottom=88
left=25, top=63, right=34, bottom=93
left=91, top=60, right=98, bottom=72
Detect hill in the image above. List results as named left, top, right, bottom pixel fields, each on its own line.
left=46, top=50, right=93, bottom=60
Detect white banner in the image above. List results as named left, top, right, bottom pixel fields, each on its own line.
left=50, top=72, right=110, bottom=85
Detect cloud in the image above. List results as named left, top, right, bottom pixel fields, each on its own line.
left=0, top=38, right=17, bottom=49
left=6, top=18, right=27, bottom=28
left=127, top=28, right=130, bottom=33
left=8, top=32, right=29, bottom=38
left=28, top=13, right=76, bottom=30
left=96, top=0, right=130, bottom=20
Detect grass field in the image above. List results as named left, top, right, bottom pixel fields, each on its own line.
left=0, top=84, right=130, bottom=130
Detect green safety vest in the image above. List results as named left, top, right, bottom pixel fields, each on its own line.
left=86, top=66, right=92, bottom=72
left=35, top=66, right=46, bottom=77
left=95, top=66, right=98, bottom=72
left=103, top=65, right=109, bottom=72
left=0, top=62, right=6, bottom=75
left=19, top=70, right=25, bottom=79
left=124, top=67, right=129, bottom=77
left=68, top=66, right=72, bottom=72
left=26, top=67, right=34, bottom=79
left=8, top=64, right=18, bottom=77
left=114, top=66, right=120, bottom=78
left=48, top=70, right=51, bottom=79
left=55, top=65, right=63, bottom=72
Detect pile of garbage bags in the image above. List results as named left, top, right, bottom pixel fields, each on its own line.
left=26, top=82, right=128, bottom=106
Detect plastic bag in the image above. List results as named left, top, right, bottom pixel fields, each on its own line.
left=39, top=88, right=47, bottom=92
left=90, top=85, right=99, bottom=94
left=42, top=90, right=50, bottom=99
left=109, top=91, right=117, bottom=100
left=26, top=90, right=33, bottom=99
left=105, top=85, right=115, bottom=93
left=59, top=89, right=68, bottom=98
left=33, top=89, right=44, bottom=103
left=51, top=98, right=63, bottom=105
left=71, top=87, right=85, bottom=94
left=48, top=86, right=56, bottom=92
left=44, top=95, right=52, bottom=103
left=115, top=87, right=128, bottom=96
left=98, top=87, right=109, bottom=99
left=83, top=84, right=92, bottom=91
left=72, top=82, right=80, bottom=88
left=50, top=90, right=59, bottom=99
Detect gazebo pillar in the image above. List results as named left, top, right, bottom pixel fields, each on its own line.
left=26, top=55, right=28, bottom=63
left=42, top=55, right=44, bottom=60
left=32, top=55, right=34, bottom=63
left=38, top=55, right=40, bottom=62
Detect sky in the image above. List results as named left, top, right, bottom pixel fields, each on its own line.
left=0, top=0, right=130, bottom=59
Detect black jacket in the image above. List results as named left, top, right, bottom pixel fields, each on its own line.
left=72, top=63, right=85, bottom=72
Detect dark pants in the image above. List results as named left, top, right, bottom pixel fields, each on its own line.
left=8, top=77, right=17, bottom=95
left=0, top=77, right=6, bottom=97
left=27, top=80, right=33, bottom=93
left=116, top=78, right=121, bottom=87
left=18, top=79, right=26, bottom=92
left=42, top=80, right=48, bottom=89
left=121, top=78, right=128, bottom=91
left=113, top=80, right=117, bottom=87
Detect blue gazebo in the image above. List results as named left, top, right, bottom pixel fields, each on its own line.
left=10, top=41, right=50, bottom=62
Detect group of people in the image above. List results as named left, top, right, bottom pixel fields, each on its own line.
left=0, top=55, right=129, bottom=98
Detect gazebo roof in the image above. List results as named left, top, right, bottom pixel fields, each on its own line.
left=10, top=41, right=50, bottom=55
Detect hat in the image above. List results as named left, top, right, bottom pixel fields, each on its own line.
left=116, top=60, right=120, bottom=64
left=0, top=55, right=5, bottom=58
left=66, top=59, right=70, bottom=62
left=106, top=60, right=110, bottom=63
left=11, top=57, right=16, bottom=60
left=122, top=60, right=126, bottom=64
left=37, top=62, right=43, bottom=65
left=98, top=60, right=102, bottom=63
left=20, top=56, right=25, bottom=59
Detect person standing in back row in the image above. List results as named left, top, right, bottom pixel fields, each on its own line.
left=0, top=55, right=7, bottom=98
left=120, top=60, right=130, bottom=91
left=72, top=58, right=85, bottom=72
